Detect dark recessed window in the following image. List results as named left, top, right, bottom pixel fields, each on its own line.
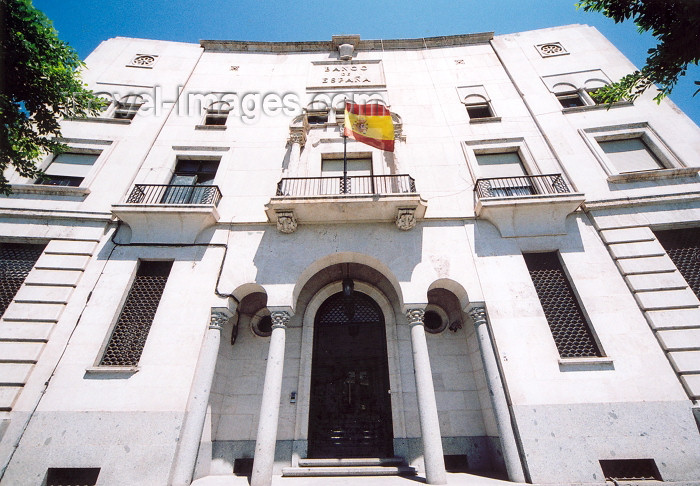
left=466, top=103, right=493, bottom=119
left=307, top=111, right=329, bottom=124
left=556, top=93, right=585, bottom=108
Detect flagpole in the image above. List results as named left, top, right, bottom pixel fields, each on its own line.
left=343, top=99, right=348, bottom=194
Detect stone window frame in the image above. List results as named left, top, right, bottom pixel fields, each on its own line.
left=541, top=70, right=630, bottom=112
left=11, top=138, right=114, bottom=196
left=111, top=94, right=145, bottom=120
left=305, top=100, right=330, bottom=125
left=579, top=122, right=697, bottom=183
left=457, top=85, right=500, bottom=123
left=462, top=137, right=542, bottom=184
left=522, top=250, right=611, bottom=368
left=88, top=259, right=174, bottom=373
left=196, top=101, right=232, bottom=130
left=127, top=53, right=159, bottom=69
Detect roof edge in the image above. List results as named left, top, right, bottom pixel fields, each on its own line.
left=200, top=32, right=494, bottom=52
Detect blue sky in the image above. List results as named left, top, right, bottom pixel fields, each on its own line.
left=34, top=0, right=699, bottom=125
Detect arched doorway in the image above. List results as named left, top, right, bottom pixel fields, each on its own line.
left=307, top=290, right=394, bottom=458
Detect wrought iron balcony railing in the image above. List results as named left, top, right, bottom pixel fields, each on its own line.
left=125, top=184, right=222, bottom=206
left=276, top=174, right=416, bottom=197
left=474, top=174, right=572, bottom=199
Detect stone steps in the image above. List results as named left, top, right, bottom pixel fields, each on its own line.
left=283, top=457, right=417, bottom=477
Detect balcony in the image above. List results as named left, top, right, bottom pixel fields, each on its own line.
left=473, top=174, right=584, bottom=237
left=265, top=174, right=427, bottom=232
left=111, top=184, right=222, bottom=243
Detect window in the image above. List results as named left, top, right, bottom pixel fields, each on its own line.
left=475, top=152, right=533, bottom=196
left=114, top=94, right=144, bottom=120
left=523, top=252, right=601, bottom=358
left=203, top=101, right=231, bottom=126
left=162, top=159, right=220, bottom=204
left=556, top=92, right=586, bottom=108
left=541, top=70, right=613, bottom=109
left=0, top=243, right=45, bottom=317
left=35, top=152, right=100, bottom=187
left=46, top=468, right=100, bottom=486
left=99, top=260, right=173, bottom=367
left=580, top=123, right=693, bottom=181
left=465, top=103, right=493, bottom=119
left=597, top=138, right=663, bottom=173
left=321, top=155, right=372, bottom=194
left=458, top=86, right=497, bottom=121
left=306, top=101, right=329, bottom=125
left=655, top=228, right=700, bottom=298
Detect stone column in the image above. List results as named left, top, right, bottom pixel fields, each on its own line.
left=170, top=307, right=232, bottom=486
left=405, top=307, right=447, bottom=485
left=468, top=305, right=526, bottom=483
left=287, top=131, right=305, bottom=176
left=251, top=310, right=291, bottom=486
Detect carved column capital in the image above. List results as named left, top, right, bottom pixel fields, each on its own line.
left=468, top=305, right=487, bottom=328
left=210, top=307, right=232, bottom=331
left=395, top=208, right=417, bottom=231
left=276, top=210, right=298, bottom=234
left=289, top=129, right=306, bottom=146
left=270, top=310, right=291, bottom=330
left=405, top=307, right=426, bottom=326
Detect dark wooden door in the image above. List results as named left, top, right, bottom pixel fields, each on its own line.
left=308, top=291, right=394, bottom=458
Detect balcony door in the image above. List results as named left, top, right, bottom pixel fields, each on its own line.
left=321, top=157, right=372, bottom=194
left=162, top=159, right=219, bottom=204
left=476, top=152, right=534, bottom=197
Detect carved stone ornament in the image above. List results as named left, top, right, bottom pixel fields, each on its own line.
left=537, top=43, right=567, bottom=57
left=406, top=308, right=425, bottom=326
left=395, top=208, right=417, bottom=231
left=289, top=130, right=306, bottom=146
left=210, top=310, right=231, bottom=331
left=130, top=54, right=157, bottom=67
left=468, top=306, right=487, bottom=326
left=270, top=311, right=291, bottom=329
left=276, top=211, right=298, bottom=234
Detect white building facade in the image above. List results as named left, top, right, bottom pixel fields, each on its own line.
left=0, top=24, right=700, bottom=486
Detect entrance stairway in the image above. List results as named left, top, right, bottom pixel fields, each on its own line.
left=282, top=457, right=417, bottom=477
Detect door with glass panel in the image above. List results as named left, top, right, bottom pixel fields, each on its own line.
left=475, top=152, right=533, bottom=196
left=162, top=159, right=219, bottom=204
left=321, top=157, right=373, bottom=195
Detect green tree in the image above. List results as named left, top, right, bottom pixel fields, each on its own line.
left=577, top=0, right=700, bottom=103
left=0, top=0, right=103, bottom=194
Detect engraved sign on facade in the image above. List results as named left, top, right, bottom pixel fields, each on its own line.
left=307, top=60, right=386, bottom=90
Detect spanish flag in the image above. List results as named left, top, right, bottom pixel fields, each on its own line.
left=344, top=102, right=395, bottom=152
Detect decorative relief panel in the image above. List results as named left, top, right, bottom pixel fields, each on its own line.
left=307, top=60, right=386, bottom=90
left=536, top=42, right=567, bottom=57
left=127, top=54, right=158, bottom=68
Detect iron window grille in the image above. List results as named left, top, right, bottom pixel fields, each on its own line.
left=655, top=227, right=700, bottom=298
left=523, top=252, right=601, bottom=358
left=46, top=467, right=100, bottom=486
left=599, top=459, right=662, bottom=481
left=0, top=243, right=45, bottom=317
left=99, top=260, right=172, bottom=366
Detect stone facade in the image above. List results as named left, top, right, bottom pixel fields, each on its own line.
left=0, top=25, right=699, bottom=486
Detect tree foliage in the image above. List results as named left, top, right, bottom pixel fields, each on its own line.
left=0, top=0, right=103, bottom=194
left=577, top=0, right=700, bottom=103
